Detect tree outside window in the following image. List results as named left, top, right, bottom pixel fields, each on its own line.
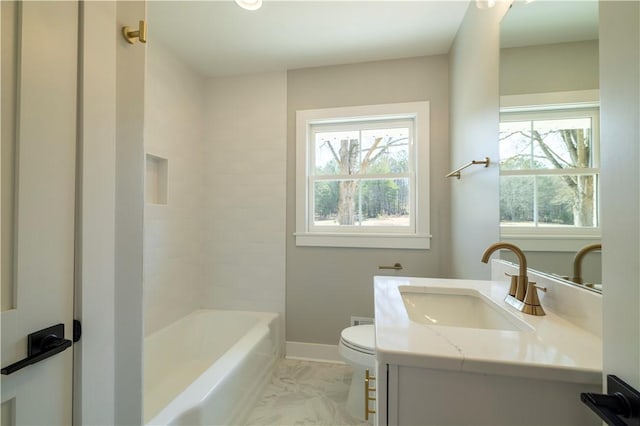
left=295, top=101, right=430, bottom=249
left=499, top=108, right=599, bottom=230
left=311, top=124, right=411, bottom=228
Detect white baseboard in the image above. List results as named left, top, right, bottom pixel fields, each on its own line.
left=285, top=341, right=344, bottom=364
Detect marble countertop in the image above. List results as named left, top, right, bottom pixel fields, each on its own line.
left=374, top=276, right=602, bottom=385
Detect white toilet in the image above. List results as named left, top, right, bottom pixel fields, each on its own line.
left=338, top=324, right=376, bottom=421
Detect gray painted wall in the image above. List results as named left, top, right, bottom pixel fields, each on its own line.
left=286, top=56, right=450, bottom=344
left=448, top=3, right=508, bottom=279
left=500, top=40, right=599, bottom=95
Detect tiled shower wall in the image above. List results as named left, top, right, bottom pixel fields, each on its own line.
left=144, top=41, right=207, bottom=335
left=144, top=40, right=287, bottom=335
left=203, top=72, right=287, bottom=317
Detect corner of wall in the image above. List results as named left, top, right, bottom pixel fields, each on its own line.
left=447, top=2, right=509, bottom=279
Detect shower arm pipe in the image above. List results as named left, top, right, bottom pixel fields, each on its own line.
left=446, top=157, right=490, bottom=179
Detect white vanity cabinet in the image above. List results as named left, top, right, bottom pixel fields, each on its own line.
left=373, top=276, right=603, bottom=426
left=375, top=362, right=600, bottom=425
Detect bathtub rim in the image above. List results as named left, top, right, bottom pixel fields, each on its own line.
left=144, top=308, right=280, bottom=425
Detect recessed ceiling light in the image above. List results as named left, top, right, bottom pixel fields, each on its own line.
left=235, top=0, right=262, bottom=11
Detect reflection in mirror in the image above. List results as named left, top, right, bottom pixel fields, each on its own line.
left=499, top=0, right=601, bottom=292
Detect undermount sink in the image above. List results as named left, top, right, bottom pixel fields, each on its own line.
left=399, top=286, right=532, bottom=332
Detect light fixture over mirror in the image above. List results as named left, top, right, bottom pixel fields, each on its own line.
left=235, top=0, right=262, bottom=11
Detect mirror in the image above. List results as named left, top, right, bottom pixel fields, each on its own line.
left=499, top=0, right=601, bottom=291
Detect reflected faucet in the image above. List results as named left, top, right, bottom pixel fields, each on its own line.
left=572, top=243, right=602, bottom=285
left=481, top=242, right=528, bottom=301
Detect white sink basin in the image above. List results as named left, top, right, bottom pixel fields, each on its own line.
left=399, top=286, right=532, bottom=332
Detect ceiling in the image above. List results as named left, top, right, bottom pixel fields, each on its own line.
left=149, top=1, right=471, bottom=78
left=149, top=0, right=599, bottom=78
left=500, top=0, right=598, bottom=48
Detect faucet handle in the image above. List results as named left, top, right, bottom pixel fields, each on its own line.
left=533, top=284, right=547, bottom=293
left=522, top=281, right=546, bottom=316
left=503, top=273, right=518, bottom=298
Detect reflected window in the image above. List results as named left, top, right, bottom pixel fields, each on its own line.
left=499, top=108, right=600, bottom=231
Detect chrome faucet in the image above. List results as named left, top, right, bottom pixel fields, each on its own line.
left=572, top=243, right=602, bottom=285
left=481, top=242, right=546, bottom=316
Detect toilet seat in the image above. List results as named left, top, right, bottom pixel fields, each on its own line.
left=340, top=324, right=375, bottom=355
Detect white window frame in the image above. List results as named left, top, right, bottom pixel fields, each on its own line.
left=295, top=102, right=430, bottom=249
left=499, top=90, right=600, bottom=252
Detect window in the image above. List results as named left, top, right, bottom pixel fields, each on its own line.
left=295, top=102, right=430, bottom=249
left=499, top=104, right=600, bottom=247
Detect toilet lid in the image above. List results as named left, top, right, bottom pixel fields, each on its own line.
left=340, top=324, right=375, bottom=355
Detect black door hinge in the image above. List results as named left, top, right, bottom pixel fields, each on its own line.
left=73, top=319, right=82, bottom=343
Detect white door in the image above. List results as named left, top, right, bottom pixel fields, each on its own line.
left=1, top=1, right=78, bottom=424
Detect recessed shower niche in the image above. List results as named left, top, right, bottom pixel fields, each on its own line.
left=145, top=153, right=168, bottom=205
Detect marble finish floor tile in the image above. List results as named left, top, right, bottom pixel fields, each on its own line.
left=246, top=358, right=370, bottom=426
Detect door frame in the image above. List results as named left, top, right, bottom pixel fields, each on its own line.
left=74, top=2, right=145, bottom=425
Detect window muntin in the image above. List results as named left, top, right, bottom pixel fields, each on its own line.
left=499, top=108, right=599, bottom=230
left=295, top=102, right=430, bottom=249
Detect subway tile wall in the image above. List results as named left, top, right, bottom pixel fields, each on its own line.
left=144, top=41, right=207, bottom=335
left=203, top=72, right=287, bottom=317
left=144, top=42, right=286, bottom=336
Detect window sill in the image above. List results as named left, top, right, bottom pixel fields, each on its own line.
left=500, top=230, right=601, bottom=252
left=294, top=232, right=431, bottom=249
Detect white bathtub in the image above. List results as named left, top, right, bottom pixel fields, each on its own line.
left=144, top=309, right=281, bottom=425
